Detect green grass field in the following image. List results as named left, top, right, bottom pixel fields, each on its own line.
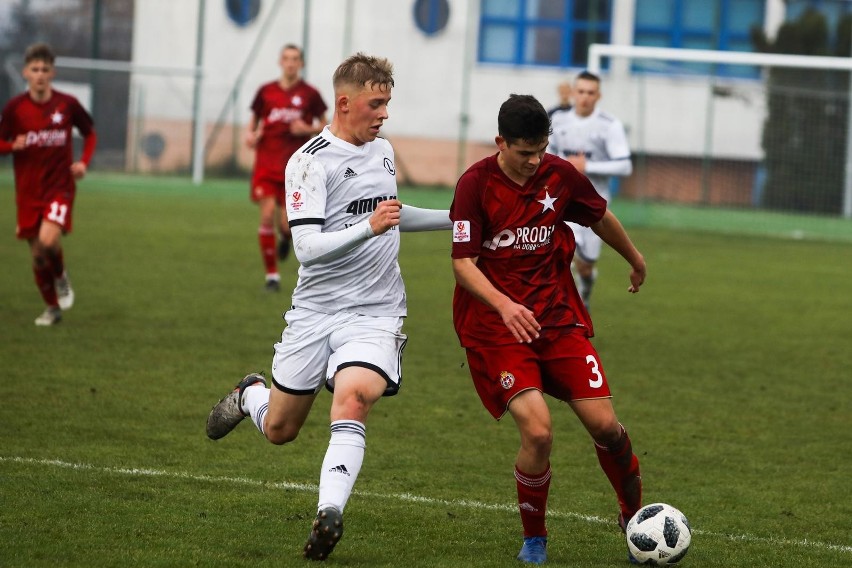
left=1, top=172, right=851, bottom=567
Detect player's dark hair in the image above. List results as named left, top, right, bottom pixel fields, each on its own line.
left=281, top=43, right=304, bottom=62
left=333, top=53, right=394, bottom=93
left=498, top=94, right=551, bottom=145
left=24, top=42, right=55, bottom=65
left=576, top=70, right=601, bottom=84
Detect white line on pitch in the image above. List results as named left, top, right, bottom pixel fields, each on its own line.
left=2, top=455, right=851, bottom=556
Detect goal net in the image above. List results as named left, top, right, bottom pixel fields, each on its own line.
left=587, top=44, right=852, bottom=241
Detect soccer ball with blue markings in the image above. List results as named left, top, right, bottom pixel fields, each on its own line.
left=625, top=503, right=692, bottom=565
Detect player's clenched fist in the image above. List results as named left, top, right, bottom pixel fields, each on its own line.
left=369, top=198, right=401, bottom=235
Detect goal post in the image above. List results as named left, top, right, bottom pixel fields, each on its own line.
left=587, top=43, right=852, bottom=221
left=55, top=56, right=206, bottom=185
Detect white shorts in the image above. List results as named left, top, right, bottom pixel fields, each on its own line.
left=567, top=221, right=602, bottom=263
left=271, top=307, right=408, bottom=396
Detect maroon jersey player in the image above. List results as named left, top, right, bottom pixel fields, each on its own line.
left=450, top=94, right=646, bottom=564
left=245, top=44, right=328, bottom=291
left=0, top=43, right=96, bottom=326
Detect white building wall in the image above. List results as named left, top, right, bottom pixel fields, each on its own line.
left=131, top=0, right=788, bottom=178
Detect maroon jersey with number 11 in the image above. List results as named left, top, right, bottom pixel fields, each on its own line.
left=450, top=152, right=607, bottom=348
left=0, top=89, right=95, bottom=207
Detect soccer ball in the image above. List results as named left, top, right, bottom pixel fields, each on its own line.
left=625, top=503, right=691, bottom=565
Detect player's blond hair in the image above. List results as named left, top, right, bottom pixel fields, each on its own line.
left=24, top=42, right=55, bottom=65
left=332, top=53, right=394, bottom=94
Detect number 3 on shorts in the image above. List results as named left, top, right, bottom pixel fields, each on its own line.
left=586, top=354, right=603, bottom=388
left=46, top=201, right=69, bottom=226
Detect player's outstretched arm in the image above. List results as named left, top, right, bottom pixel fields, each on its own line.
left=591, top=209, right=646, bottom=293
left=399, top=204, right=452, bottom=232
left=291, top=199, right=400, bottom=267
left=583, top=156, right=632, bottom=177
left=292, top=222, right=374, bottom=267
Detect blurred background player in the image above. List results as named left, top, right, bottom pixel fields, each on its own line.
left=547, top=80, right=572, bottom=118
left=0, top=42, right=96, bottom=326
left=547, top=71, right=632, bottom=310
left=245, top=43, right=328, bottom=291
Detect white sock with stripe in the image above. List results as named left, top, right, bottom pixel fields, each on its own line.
left=242, top=385, right=270, bottom=435
left=317, top=420, right=366, bottom=513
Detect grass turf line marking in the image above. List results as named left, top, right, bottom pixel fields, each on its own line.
left=3, top=455, right=851, bottom=556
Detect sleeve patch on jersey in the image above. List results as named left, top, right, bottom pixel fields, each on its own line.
left=453, top=220, right=471, bottom=242
left=290, top=190, right=305, bottom=212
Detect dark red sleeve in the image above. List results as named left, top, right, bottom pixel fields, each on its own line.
left=80, top=131, right=97, bottom=165
left=71, top=98, right=96, bottom=165
left=450, top=168, right=485, bottom=259
left=249, top=86, right=265, bottom=118
left=0, top=101, right=15, bottom=154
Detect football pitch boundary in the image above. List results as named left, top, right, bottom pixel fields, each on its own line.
left=3, top=455, right=850, bottom=557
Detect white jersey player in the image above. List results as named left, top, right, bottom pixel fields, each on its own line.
left=205, top=53, right=451, bottom=562
left=547, top=71, right=632, bottom=309
left=286, top=131, right=405, bottom=316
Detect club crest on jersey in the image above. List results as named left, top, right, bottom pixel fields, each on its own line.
left=383, top=157, right=395, bottom=175
left=290, top=190, right=305, bottom=211
left=453, top=220, right=471, bottom=243
left=499, top=371, right=515, bottom=390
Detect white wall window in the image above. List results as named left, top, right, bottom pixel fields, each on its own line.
left=633, top=0, right=766, bottom=76
left=479, top=0, right=613, bottom=67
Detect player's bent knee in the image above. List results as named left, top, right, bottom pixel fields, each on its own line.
left=589, top=419, right=623, bottom=447
left=522, top=427, right=553, bottom=454
left=264, top=423, right=300, bottom=445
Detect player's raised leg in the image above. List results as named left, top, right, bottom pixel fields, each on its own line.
left=571, top=399, right=642, bottom=521
left=206, top=373, right=268, bottom=439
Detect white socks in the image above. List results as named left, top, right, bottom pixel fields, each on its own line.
left=242, top=384, right=270, bottom=435
left=240, top=391, right=367, bottom=514
left=318, top=420, right=366, bottom=513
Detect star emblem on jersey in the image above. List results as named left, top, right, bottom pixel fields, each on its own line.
left=50, top=110, right=64, bottom=124
left=537, top=190, right=557, bottom=213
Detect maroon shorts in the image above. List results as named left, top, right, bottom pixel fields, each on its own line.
left=464, top=327, right=611, bottom=419
left=250, top=175, right=285, bottom=206
left=17, top=194, right=75, bottom=239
